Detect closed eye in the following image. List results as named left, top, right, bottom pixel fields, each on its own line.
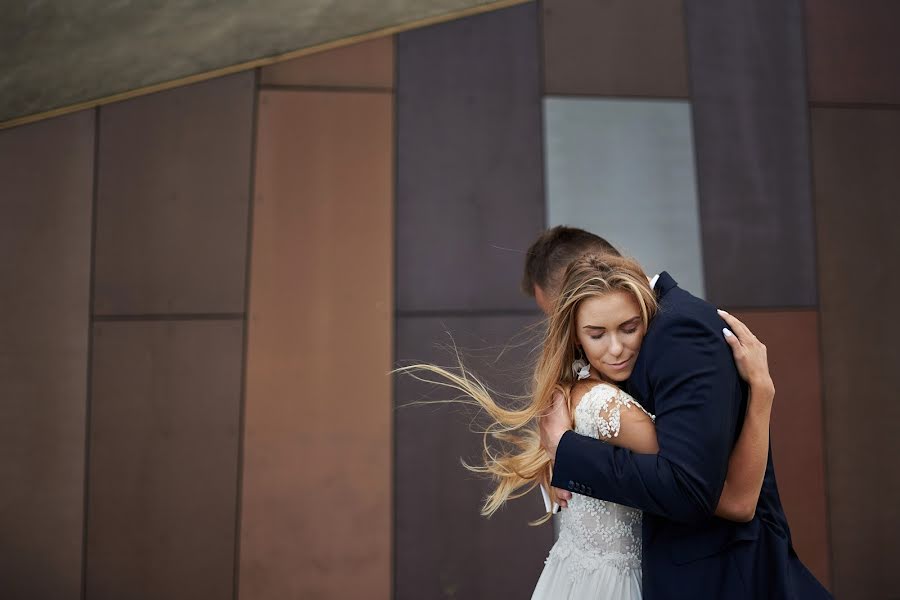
left=620, top=317, right=641, bottom=334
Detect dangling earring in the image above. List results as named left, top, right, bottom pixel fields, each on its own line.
left=572, top=347, right=591, bottom=380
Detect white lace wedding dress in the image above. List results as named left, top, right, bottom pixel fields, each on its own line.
left=532, top=383, right=652, bottom=600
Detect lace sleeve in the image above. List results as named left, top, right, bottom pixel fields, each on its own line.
left=576, top=384, right=655, bottom=440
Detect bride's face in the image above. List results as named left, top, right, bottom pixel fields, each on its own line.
left=574, top=291, right=646, bottom=382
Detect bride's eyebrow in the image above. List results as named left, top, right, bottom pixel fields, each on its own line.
left=583, top=316, right=641, bottom=330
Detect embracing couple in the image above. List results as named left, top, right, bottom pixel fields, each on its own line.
left=408, top=227, right=831, bottom=599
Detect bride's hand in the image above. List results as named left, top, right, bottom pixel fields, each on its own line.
left=717, top=309, right=775, bottom=395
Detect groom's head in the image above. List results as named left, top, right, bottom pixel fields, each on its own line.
left=523, top=226, right=620, bottom=314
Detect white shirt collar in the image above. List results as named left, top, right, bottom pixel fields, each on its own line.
left=650, top=273, right=660, bottom=290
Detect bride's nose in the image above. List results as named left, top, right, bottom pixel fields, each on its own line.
left=608, top=335, right=624, bottom=357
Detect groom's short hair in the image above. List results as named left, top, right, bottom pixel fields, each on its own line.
left=522, top=226, right=620, bottom=296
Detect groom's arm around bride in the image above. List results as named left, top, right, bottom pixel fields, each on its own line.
left=545, top=291, right=739, bottom=524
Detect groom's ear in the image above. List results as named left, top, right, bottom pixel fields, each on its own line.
left=534, top=284, right=553, bottom=315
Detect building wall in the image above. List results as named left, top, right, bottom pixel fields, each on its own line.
left=1, top=1, right=898, bottom=598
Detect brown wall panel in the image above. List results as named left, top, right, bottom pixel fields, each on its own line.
left=260, top=36, right=395, bottom=88
left=85, top=320, right=243, bottom=600
left=732, top=310, right=830, bottom=588
left=0, top=111, right=94, bottom=600
left=812, top=107, right=900, bottom=599
left=240, top=89, right=393, bottom=599
left=543, top=0, right=689, bottom=97
left=395, top=315, right=553, bottom=599
left=806, top=0, right=900, bottom=104
left=93, top=73, right=254, bottom=316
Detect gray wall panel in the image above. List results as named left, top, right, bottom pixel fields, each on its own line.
left=86, top=320, right=242, bottom=600
left=0, top=111, right=94, bottom=600
left=685, top=0, right=817, bottom=307
left=812, top=107, right=900, bottom=600
left=543, top=0, right=689, bottom=98
left=396, top=4, right=544, bottom=311
left=94, top=73, right=254, bottom=316
left=544, top=97, right=706, bottom=298
left=395, top=315, right=552, bottom=599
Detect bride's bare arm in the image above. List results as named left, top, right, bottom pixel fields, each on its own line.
left=713, top=310, right=775, bottom=522
left=714, top=381, right=774, bottom=522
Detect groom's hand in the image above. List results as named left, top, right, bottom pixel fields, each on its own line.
left=552, top=486, right=572, bottom=508
left=540, top=389, right=570, bottom=461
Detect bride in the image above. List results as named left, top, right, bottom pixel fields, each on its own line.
left=401, top=254, right=774, bottom=599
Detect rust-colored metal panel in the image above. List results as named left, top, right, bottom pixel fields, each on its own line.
left=85, top=320, right=243, bottom=600
left=806, top=0, right=900, bottom=104
left=732, top=310, right=830, bottom=588
left=395, top=315, right=553, bottom=599
left=261, top=36, right=395, bottom=88
left=93, top=72, right=254, bottom=316
left=543, top=0, right=689, bottom=97
left=240, top=89, right=393, bottom=599
left=811, top=107, right=900, bottom=599
left=0, top=111, right=93, bottom=600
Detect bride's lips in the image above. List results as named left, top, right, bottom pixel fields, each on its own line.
left=606, top=357, right=632, bottom=371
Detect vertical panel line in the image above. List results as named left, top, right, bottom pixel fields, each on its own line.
left=80, top=105, right=101, bottom=600
left=536, top=0, right=549, bottom=232
left=232, top=68, right=261, bottom=600
left=799, top=0, right=836, bottom=587
left=390, top=33, right=399, bottom=600
left=536, top=0, right=560, bottom=543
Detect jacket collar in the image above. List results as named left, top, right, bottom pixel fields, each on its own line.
left=655, top=271, right=678, bottom=299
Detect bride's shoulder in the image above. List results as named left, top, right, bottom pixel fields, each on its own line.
left=569, top=380, right=622, bottom=410
left=569, top=381, right=656, bottom=439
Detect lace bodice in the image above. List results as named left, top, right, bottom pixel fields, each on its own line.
left=545, top=383, right=655, bottom=579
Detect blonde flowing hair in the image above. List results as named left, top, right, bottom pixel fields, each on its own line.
left=397, top=254, right=658, bottom=524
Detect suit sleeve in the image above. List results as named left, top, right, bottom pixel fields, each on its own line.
left=550, top=314, right=741, bottom=524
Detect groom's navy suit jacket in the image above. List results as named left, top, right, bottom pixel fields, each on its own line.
left=551, top=272, right=830, bottom=599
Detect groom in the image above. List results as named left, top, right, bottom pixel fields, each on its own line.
left=525, top=226, right=830, bottom=599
